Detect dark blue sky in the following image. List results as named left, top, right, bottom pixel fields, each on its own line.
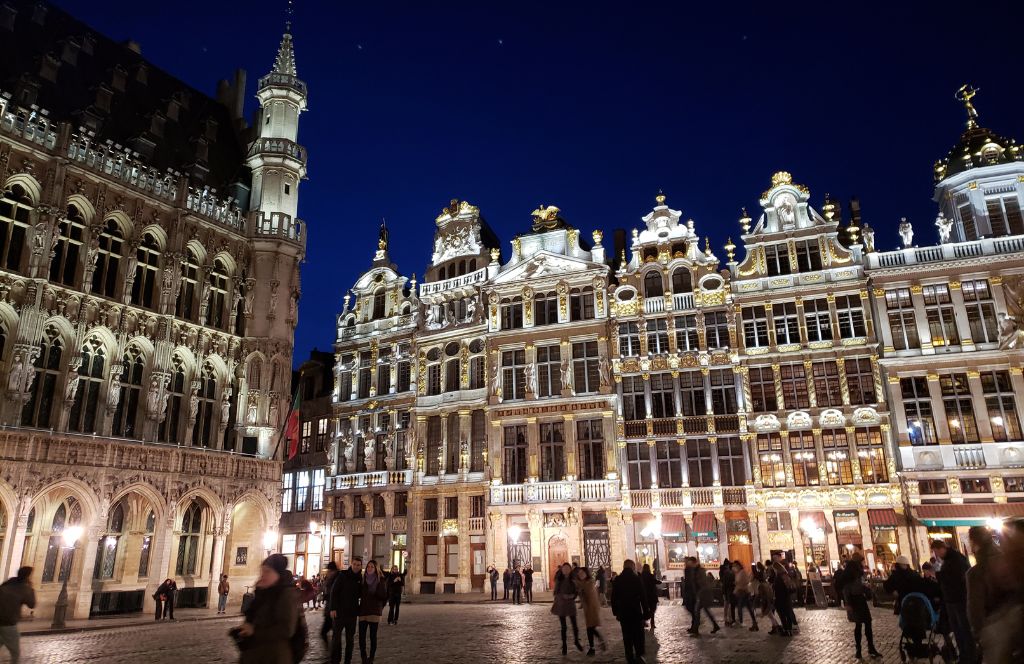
left=57, top=0, right=1024, bottom=364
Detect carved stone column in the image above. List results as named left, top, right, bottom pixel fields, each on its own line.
left=208, top=528, right=228, bottom=601
left=121, top=238, right=140, bottom=305
left=102, top=362, right=124, bottom=437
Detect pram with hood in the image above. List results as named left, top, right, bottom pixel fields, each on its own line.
left=898, top=592, right=940, bottom=662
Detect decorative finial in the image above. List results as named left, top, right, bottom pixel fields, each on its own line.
left=739, top=207, right=752, bottom=234
left=410, top=273, right=417, bottom=287
left=955, top=84, right=980, bottom=129
left=655, top=189, right=666, bottom=206
left=489, top=247, right=500, bottom=263
left=377, top=218, right=389, bottom=251
left=771, top=171, right=793, bottom=187
left=822, top=193, right=835, bottom=221
left=619, top=249, right=627, bottom=270
left=847, top=213, right=860, bottom=244
left=592, top=229, right=603, bottom=246
left=724, top=237, right=736, bottom=262
left=343, top=292, right=351, bottom=310
left=704, top=237, right=712, bottom=257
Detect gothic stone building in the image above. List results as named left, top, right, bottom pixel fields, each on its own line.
left=0, top=1, right=306, bottom=618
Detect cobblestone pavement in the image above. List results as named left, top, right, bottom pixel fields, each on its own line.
left=14, top=602, right=911, bottom=663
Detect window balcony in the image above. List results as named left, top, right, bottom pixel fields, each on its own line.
left=489, top=479, right=620, bottom=505
left=327, top=469, right=413, bottom=491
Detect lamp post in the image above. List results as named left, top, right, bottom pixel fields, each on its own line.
left=263, top=529, right=278, bottom=556
left=507, top=525, right=522, bottom=567
left=51, top=525, right=84, bottom=629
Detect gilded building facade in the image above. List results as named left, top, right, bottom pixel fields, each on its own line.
left=0, top=1, right=305, bottom=618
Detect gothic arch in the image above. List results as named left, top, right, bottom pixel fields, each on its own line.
left=211, top=250, right=237, bottom=277
left=3, top=173, right=42, bottom=205
left=40, top=315, right=75, bottom=348
left=65, top=194, right=96, bottom=224
left=230, top=488, right=276, bottom=531
left=108, top=481, right=167, bottom=526
left=244, top=351, right=267, bottom=390
left=173, top=487, right=225, bottom=529
left=82, top=325, right=118, bottom=362
left=29, top=477, right=102, bottom=527
left=184, top=239, right=208, bottom=266
left=122, top=334, right=155, bottom=360
left=103, top=209, right=133, bottom=238
left=171, top=345, right=198, bottom=378
left=137, top=223, right=167, bottom=250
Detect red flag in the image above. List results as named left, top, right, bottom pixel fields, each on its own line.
left=284, top=390, right=302, bottom=459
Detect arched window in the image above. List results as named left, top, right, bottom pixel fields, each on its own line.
left=130, top=232, right=161, bottom=309
left=42, top=497, right=82, bottom=582
left=0, top=184, right=31, bottom=271
left=207, top=258, right=229, bottom=330
left=175, top=499, right=205, bottom=576
left=68, top=337, right=106, bottom=433
left=192, top=362, right=218, bottom=448
left=22, top=324, right=64, bottom=428
left=49, top=205, right=86, bottom=287
left=159, top=355, right=187, bottom=444
left=234, top=273, right=248, bottom=337
left=372, top=289, right=386, bottom=320
left=469, top=259, right=477, bottom=272
left=112, top=345, right=145, bottom=438
left=94, top=500, right=126, bottom=580
left=91, top=219, right=122, bottom=297
left=248, top=357, right=263, bottom=391
left=438, top=266, right=446, bottom=281
left=458, top=259, right=466, bottom=276
left=176, top=249, right=199, bottom=321
left=643, top=271, right=664, bottom=298
left=138, top=510, right=155, bottom=578
left=671, top=268, right=692, bottom=294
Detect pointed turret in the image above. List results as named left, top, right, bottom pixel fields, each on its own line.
left=273, top=29, right=297, bottom=77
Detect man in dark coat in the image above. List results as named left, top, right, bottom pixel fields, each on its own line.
left=683, top=558, right=698, bottom=632
left=596, top=566, right=607, bottom=606
left=930, top=539, right=975, bottom=664
left=883, top=555, right=923, bottom=615
left=720, top=559, right=736, bottom=625
left=320, top=561, right=338, bottom=643
left=611, top=560, right=649, bottom=664
left=487, top=565, right=499, bottom=601
left=0, top=566, right=35, bottom=664
left=329, top=556, right=363, bottom=664
left=502, top=568, right=511, bottom=601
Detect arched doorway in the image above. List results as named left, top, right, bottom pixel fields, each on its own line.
left=224, top=499, right=265, bottom=600
left=548, top=534, right=569, bottom=588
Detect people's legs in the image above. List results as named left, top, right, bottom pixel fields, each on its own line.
left=570, top=614, right=580, bottom=642
left=587, top=626, right=595, bottom=649
left=0, top=625, right=20, bottom=664
left=560, top=615, right=568, bottom=647
left=344, top=618, right=357, bottom=664
left=321, top=612, right=333, bottom=642
left=620, top=621, right=636, bottom=663
left=864, top=619, right=878, bottom=654
left=490, top=582, right=497, bottom=600
left=701, top=602, right=720, bottom=629
left=854, top=621, right=864, bottom=656
left=369, top=622, right=379, bottom=659
left=358, top=620, right=369, bottom=662
left=631, top=619, right=646, bottom=657
left=154, top=599, right=162, bottom=620
left=393, top=595, right=401, bottom=623
left=946, top=603, right=976, bottom=664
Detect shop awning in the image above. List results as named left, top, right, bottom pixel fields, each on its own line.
left=868, top=509, right=899, bottom=529
left=691, top=512, right=718, bottom=539
left=916, top=503, right=1024, bottom=527
left=661, top=514, right=687, bottom=538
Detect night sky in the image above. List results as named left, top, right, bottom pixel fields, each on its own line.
left=55, top=0, right=1024, bottom=364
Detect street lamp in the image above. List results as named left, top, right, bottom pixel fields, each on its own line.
left=263, top=529, right=278, bottom=554
left=507, top=525, right=522, bottom=567
left=51, top=525, right=84, bottom=629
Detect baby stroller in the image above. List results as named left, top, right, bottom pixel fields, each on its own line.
left=898, top=592, right=940, bottom=663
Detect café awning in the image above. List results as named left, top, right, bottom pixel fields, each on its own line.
left=691, top=512, right=718, bottom=539
left=915, top=503, right=1024, bottom=527
left=661, top=514, right=687, bottom=538
left=867, top=508, right=899, bottom=529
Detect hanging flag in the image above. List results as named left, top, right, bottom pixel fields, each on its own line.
left=284, top=389, right=302, bottom=459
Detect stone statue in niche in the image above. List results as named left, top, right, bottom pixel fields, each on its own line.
left=523, top=362, right=536, bottom=395
left=935, top=212, right=953, bottom=244
left=6, top=351, right=25, bottom=394
left=466, top=296, right=478, bottom=322
left=559, top=356, right=572, bottom=393
left=898, top=218, right=914, bottom=248
left=598, top=356, right=611, bottom=388
left=998, top=313, right=1024, bottom=350
left=775, top=193, right=796, bottom=227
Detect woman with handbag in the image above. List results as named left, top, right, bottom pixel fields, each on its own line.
left=551, top=563, right=584, bottom=655
left=358, top=560, right=388, bottom=664
left=841, top=559, right=882, bottom=659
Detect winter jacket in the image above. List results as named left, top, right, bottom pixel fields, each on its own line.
left=551, top=570, right=577, bottom=617
left=523, top=569, right=534, bottom=587
left=0, top=577, right=36, bottom=626
left=321, top=572, right=337, bottom=613
left=682, top=566, right=697, bottom=608
left=720, top=564, right=736, bottom=593
left=575, top=577, right=602, bottom=627
left=640, top=571, right=660, bottom=611
left=357, top=573, right=389, bottom=621
left=238, top=577, right=299, bottom=664
left=966, top=542, right=1015, bottom=637
left=385, top=571, right=406, bottom=598
left=935, top=549, right=970, bottom=605
left=734, top=569, right=751, bottom=596
left=330, top=568, right=362, bottom=621
left=884, top=566, right=923, bottom=615
left=218, top=579, right=230, bottom=596
left=510, top=570, right=523, bottom=589
left=611, top=568, right=648, bottom=623
left=842, top=565, right=872, bottom=624
left=694, top=568, right=714, bottom=605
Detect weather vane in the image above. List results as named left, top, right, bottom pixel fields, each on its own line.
left=285, top=0, right=294, bottom=32
left=955, top=83, right=979, bottom=128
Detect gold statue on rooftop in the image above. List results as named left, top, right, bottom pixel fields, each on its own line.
left=956, top=84, right=979, bottom=128
left=530, top=204, right=564, bottom=232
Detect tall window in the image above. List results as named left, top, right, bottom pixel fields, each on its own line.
left=397, top=354, right=412, bottom=392
left=570, top=287, right=595, bottom=321
left=886, top=288, right=919, bottom=350
left=626, top=442, right=652, bottom=490
left=359, top=351, right=373, bottom=398
left=500, top=297, right=523, bottom=330
left=131, top=233, right=161, bottom=309
left=175, top=500, right=204, bottom=576
left=646, top=318, right=670, bottom=354
left=845, top=358, right=876, bottom=405
left=576, top=419, right=605, bottom=480
left=940, top=373, right=979, bottom=444
left=854, top=428, right=888, bottom=483
left=426, top=416, right=441, bottom=475
left=445, top=358, right=460, bottom=393
left=704, top=311, right=730, bottom=349
left=650, top=373, right=676, bottom=418
left=835, top=295, right=867, bottom=338
left=539, top=422, right=565, bottom=481
left=901, top=377, right=936, bottom=445
left=748, top=366, right=777, bottom=412
left=42, top=497, right=82, bottom=583
left=501, top=349, right=527, bottom=400
left=822, top=429, right=853, bottom=486
left=643, top=271, right=664, bottom=298
left=91, top=219, right=122, bottom=297
left=621, top=376, right=646, bottom=421
left=159, top=356, right=187, bottom=444
left=469, top=355, right=485, bottom=390
left=372, top=289, right=386, bottom=319
left=686, top=439, right=714, bottom=487
left=923, top=284, right=959, bottom=347
left=68, top=337, right=106, bottom=433
left=0, top=184, right=31, bottom=270
left=773, top=302, right=800, bottom=345
left=678, top=370, right=705, bottom=416
left=22, top=325, right=64, bottom=428
left=94, top=500, right=125, bottom=580
left=295, top=471, right=311, bottom=511
left=176, top=249, right=200, bottom=321
left=962, top=280, right=999, bottom=344
left=502, top=424, right=528, bottom=484
left=618, top=322, right=640, bottom=356
left=675, top=314, right=699, bottom=351
left=377, top=356, right=392, bottom=395
left=207, top=259, right=230, bottom=330
left=446, top=415, right=460, bottom=472
left=471, top=409, right=486, bottom=472
left=718, top=437, right=746, bottom=486
left=49, top=205, right=85, bottom=286
left=655, top=441, right=684, bottom=488
left=986, top=195, right=1024, bottom=236
left=537, top=345, right=561, bottom=398
left=803, top=298, right=833, bottom=343
left=764, top=244, right=791, bottom=276
left=534, top=291, right=558, bottom=326
left=282, top=473, right=294, bottom=513
left=313, top=469, right=325, bottom=510
left=112, top=346, right=144, bottom=438
left=316, top=417, right=330, bottom=452
left=709, top=369, right=737, bottom=415
left=192, top=363, right=218, bottom=447
left=758, top=433, right=785, bottom=488
left=789, top=431, right=819, bottom=486
left=812, top=360, right=842, bottom=407
left=794, top=240, right=822, bottom=272
left=742, top=306, right=769, bottom=348
left=981, top=370, right=1022, bottom=442
left=671, top=268, right=692, bottom=293
left=779, top=363, right=809, bottom=409
left=138, top=511, right=155, bottom=578
left=572, top=341, right=600, bottom=394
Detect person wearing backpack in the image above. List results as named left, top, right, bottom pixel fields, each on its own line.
left=231, top=553, right=300, bottom=664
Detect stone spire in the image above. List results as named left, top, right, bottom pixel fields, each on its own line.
left=273, top=29, right=297, bottom=77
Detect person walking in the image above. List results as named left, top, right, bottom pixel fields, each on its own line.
left=691, top=561, right=721, bottom=636
left=966, top=525, right=1020, bottom=664
left=841, top=559, right=881, bottom=659
left=357, top=561, right=388, bottom=664
left=487, top=565, right=499, bottom=601
left=683, top=558, right=698, bottom=632
left=0, top=566, right=35, bottom=664
left=385, top=565, right=406, bottom=625
left=218, top=574, right=231, bottom=614
left=231, top=554, right=300, bottom=664
left=502, top=568, right=511, bottom=601
left=523, top=566, right=534, bottom=604
left=733, top=561, right=758, bottom=630
left=720, top=559, right=736, bottom=626
left=770, top=561, right=795, bottom=636
left=321, top=562, right=339, bottom=644
left=930, top=538, right=976, bottom=664
left=574, top=566, right=606, bottom=656
left=329, top=556, right=363, bottom=664
left=605, top=571, right=616, bottom=606
left=640, top=564, right=660, bottom=631
left=755, top=569, right=781, bottom=633
left=552, top=562, right=584, bottom=654
left=611, top=560, right=648, bottom=664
